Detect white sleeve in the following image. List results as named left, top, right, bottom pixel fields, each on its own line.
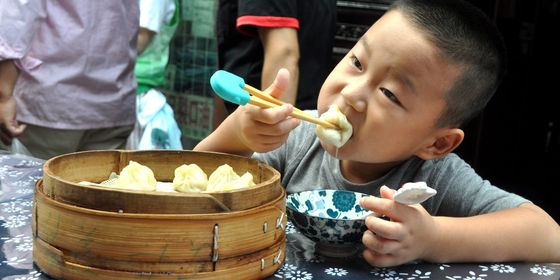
left=139, top=0, right=176, bottom=33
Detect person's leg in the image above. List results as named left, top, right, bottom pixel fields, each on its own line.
left=79, top=125, right=134, bottom=151
left=14, top=124, right=83, bottom=160
left=0, top=140, right=10, bottom=152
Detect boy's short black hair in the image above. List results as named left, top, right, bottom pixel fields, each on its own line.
left=390, top=0, right=507, bottom=128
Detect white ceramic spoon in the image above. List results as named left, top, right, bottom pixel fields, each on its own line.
left=393, top=181, right=437, bottom=205
left=359, top=182, right=437, bottom=219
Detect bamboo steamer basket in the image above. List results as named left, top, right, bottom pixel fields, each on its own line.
left=33, top=150, right=287, bottom=279
left=40, top=150, right=283, bottom=214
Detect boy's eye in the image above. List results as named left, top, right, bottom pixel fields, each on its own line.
left=350, top=55, right=362, bottom=71
left=381, top=88, right=401, bottom=106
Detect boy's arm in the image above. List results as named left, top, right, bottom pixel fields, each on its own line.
left=361, top=188, right=560, bottom=267
left=194, top=110, right=254, bottom=157
left=426, top=202, right=560, bottom=263
left=194, top=104, right=300, bottom=157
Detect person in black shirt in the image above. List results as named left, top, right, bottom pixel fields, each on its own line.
left=215, top=0, right=337, bottom=120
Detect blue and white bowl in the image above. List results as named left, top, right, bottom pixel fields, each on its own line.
left=286, top=189, right=374, bottom=257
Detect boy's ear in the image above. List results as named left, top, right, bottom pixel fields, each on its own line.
left=415, top=128, right=464, bottom=160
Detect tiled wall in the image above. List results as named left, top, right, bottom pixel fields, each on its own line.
left=165, top=0, right=218, bottom=149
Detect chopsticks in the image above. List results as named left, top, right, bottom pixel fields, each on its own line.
left=210, top=70, right=338, bottom=129
left=243, top=84, right=338, bottom=129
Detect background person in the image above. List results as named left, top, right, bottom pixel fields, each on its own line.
left=127, top=0, right=183, bottom=150
left=0, top=0, right=139, bottom=160
left=213, top=0, right=337, bottom=125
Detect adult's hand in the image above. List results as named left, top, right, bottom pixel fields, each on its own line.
left=0, top=60, right=26, bottom=145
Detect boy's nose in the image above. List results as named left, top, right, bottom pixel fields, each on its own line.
left=340, top=81, right=368, bottom=113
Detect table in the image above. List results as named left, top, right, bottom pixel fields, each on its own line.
left=1, top=150, right=558, bottom=280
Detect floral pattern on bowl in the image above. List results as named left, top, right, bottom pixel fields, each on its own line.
left=286, top=189, right=373, bottom=247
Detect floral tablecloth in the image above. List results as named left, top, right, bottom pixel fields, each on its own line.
left=1, top=150, right=558, bottom=280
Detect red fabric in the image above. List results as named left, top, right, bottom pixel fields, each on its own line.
left=237, top=15, right=299, bottom=36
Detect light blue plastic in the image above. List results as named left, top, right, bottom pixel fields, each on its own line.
left=210, top=70, right=251, bottom=105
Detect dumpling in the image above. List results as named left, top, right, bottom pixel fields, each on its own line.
left=206, top=164, right=255, bottom=192
left=172, top=164, right=208, bottom=192
left=206, top=164, right=238, bottom=192
left=315, top=104, right=353, bottom=148
left=112, top=161, right=157, bottom=191
left=215, top=171, right=255, bottom=191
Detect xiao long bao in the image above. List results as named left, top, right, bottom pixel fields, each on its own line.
left=80, top=161, right=255, bottom=193
left=315, top=104, right=353, bottom=148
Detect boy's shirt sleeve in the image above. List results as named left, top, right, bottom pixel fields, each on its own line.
left=424, top=154, right=530, bottom=217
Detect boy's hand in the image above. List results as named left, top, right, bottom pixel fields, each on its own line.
left=231, top=68, right=300, bottom=153
left=360, top=185, right=437, bottom=267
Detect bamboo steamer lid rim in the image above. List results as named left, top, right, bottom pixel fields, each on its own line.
left=35, top=179, right=286, bottom=219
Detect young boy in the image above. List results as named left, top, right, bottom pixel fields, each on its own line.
left=195, top=0, right=560, bottom=267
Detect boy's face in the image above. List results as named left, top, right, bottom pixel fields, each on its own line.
left=317, top=10, right=462, bottom=164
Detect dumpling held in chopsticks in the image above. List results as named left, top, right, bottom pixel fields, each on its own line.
left=112, top=161, right=157, bottom=191
left=206, top=164, right=256, bottom=192
left=315, top=104, right=353, bottom=148
left=172, top=164, right=208, bottom=192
